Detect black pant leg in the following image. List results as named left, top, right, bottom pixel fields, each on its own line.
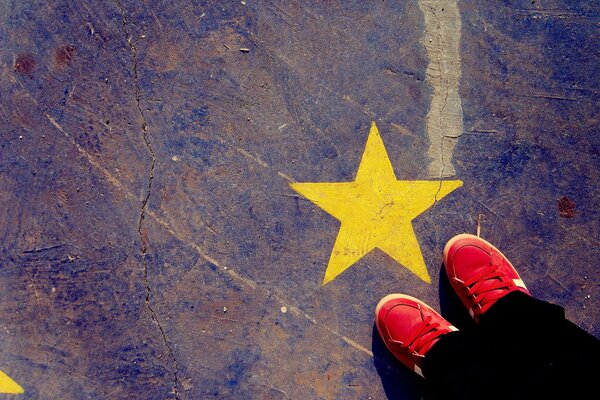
left=421, top=292, right=600, bottom=400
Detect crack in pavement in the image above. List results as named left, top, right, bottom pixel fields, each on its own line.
left=114, top=1, right=179, bottom=398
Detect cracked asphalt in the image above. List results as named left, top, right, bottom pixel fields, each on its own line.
left=0, top=1, right=598, bottom=399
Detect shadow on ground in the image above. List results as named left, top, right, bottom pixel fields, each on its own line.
left=372, top=264, right=477, bottom=399
left=438, top=264, right=477, bottom=331
left=372, top=323, right=432, bottom=400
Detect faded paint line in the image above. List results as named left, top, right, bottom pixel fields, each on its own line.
left=235, top=147, right=269, bottom=168
left=232, top=144, right=296, bottom=182
left=418, top=0, right=464, bottom=178
left=46, top=114, right=369, bottom=360
left=46, top=115, right=131, bottom=194
left=191, top=240, right=374, bottom=356
left=286, top=304, right=373, bottom=356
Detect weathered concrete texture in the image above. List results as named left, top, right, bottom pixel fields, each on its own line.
left=0, top=1, right=598, bottom=399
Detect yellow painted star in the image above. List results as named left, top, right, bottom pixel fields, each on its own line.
left=0, top=370, right=23, bottom=394
left=291, top=122, right=463, bottom=285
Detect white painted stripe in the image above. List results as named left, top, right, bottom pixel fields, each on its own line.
left=418, top=0, right=464, bottom=178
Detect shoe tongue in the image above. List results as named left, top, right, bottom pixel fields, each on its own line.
left=386, top=305, right=423, bottom=342
left=454, top=246, right=491, bottom=277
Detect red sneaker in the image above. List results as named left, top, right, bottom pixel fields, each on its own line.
left=375, top=294, right=458, bottom=377
left=443, top=233, right=530, bottom=322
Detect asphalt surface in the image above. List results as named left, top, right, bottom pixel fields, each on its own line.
left=0, top=1, right=598, bottom=399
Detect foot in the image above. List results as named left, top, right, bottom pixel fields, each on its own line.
left=375, top=294, right=458, bottom=377
left=443, top=234, right=530, bottom=322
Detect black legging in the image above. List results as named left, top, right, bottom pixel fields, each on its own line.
left=422, top=291, right=599, bottom=400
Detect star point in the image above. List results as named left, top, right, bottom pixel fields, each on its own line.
left=291, top=122, right=462, bottom=285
